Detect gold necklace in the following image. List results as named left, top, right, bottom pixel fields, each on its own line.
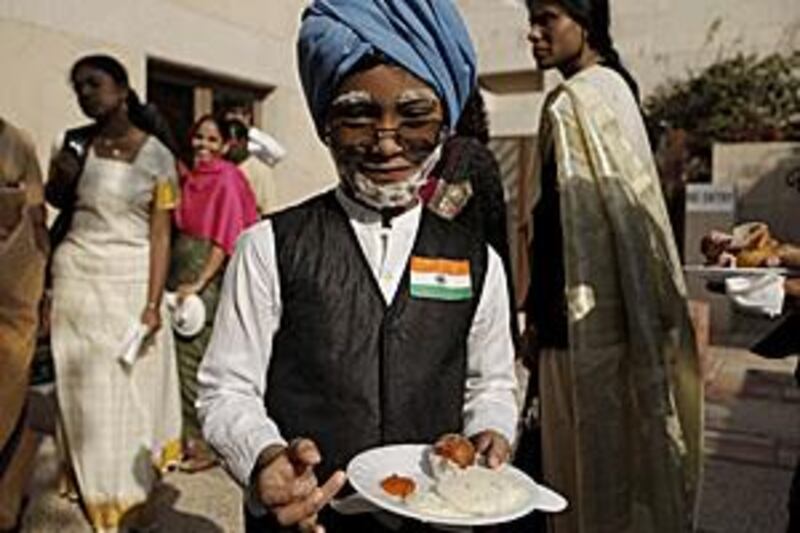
left=98, top=136, right=124, bottom=157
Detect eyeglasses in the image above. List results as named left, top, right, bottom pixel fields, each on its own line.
left=329, top=118, right=445, bottom=152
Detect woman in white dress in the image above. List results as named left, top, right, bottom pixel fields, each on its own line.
left=46, top=54, right=182, bottom=532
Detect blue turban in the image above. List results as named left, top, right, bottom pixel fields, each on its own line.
left=297, top=0, right=477, bottom=137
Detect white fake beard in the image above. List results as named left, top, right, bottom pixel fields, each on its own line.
left=337, top=145, right=443, bottom=210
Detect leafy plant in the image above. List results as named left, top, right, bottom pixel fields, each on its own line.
left=644, top=51, right=800, bottom=182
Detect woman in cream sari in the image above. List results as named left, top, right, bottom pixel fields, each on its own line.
left=521, top=1, right=703, bottom=532
left=47, top=55, right=182, bottom=532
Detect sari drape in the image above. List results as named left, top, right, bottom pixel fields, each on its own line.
left=0, top=120, right=46, bottom=528
left=538, top=73, right=703, bottom=533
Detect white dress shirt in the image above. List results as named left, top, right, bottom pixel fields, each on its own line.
left=197, top=188, right=519, bottom=487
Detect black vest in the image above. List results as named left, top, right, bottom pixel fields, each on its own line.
left=267, top=191, right=488, bottom=480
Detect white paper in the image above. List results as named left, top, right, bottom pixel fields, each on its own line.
left=117, top=323, right=150, bottom=367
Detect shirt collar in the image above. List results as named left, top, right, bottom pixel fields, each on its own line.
left=335, top=186, right=422, bottom=229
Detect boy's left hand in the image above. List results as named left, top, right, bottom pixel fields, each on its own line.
left=470, top=430, right=511, bottom=469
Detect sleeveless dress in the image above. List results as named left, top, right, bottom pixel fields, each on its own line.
left=51, top=136, right=182, bottom=532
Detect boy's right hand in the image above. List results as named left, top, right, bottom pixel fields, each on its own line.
left=254, top=438, right=347, bottom=532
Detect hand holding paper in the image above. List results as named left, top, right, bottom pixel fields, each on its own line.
left=117, top=323, right=150, bottom=367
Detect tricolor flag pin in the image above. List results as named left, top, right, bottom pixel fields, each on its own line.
left=410, top=256, right=472, bottom=301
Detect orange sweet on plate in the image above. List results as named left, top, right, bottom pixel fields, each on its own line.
left=433, top=434, right=476, bottom=469
left=381, top=473, right=416, bottom=498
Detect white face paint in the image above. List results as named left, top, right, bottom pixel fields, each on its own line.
left=330, top=90, right=373, bottom=108
left=336, top=143, right=444, bottom=210
left=326, top=63, right=447, bottom=211
left=396, top=88, right=439, bottom=105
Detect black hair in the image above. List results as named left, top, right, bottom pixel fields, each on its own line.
left=527, top=0, right=640, bottom=102
left=455, top=89, right=491, bottom=144
left=221, top=118, right=250, bottom=143
left=189, top=114, right=235, bottom=143
left=70, top=54, right=179, bottom=155
left=579, top=0, right=640, bottom=102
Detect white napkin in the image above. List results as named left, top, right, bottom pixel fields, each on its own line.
left=117, top=323, right=150, bottom=367
left=248, top=127, right=286, bottom=167
left=725, top=273, right=786, bottom=318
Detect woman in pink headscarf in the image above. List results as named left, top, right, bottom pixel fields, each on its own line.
left=168, top=114, right=258, bottom=471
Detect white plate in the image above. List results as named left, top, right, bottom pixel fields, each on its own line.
left=683, top=265, right=791, bottom=282
left=346, top=444, right=567, bottom=526
left=165, top=292, right=206, bottom=337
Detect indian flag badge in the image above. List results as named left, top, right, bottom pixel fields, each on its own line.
left=410, top=256, right=472, bottom=301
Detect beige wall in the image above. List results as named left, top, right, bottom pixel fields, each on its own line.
left=0, top=19, right=137, bottom=166
left=614, top=0, right=800, bottom=98
left=456, top=0, right=533, bottom=76
left=0, top=0, right=335, bottom=210
left=3, top=0, right=798, bottom=205
left=456, top=0, right=539, bottom=137
left=455, top=0, right=800, bottom=135
left=458, top=0, right=800, bottom=94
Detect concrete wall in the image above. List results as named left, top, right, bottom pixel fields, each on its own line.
left=455, top=0, right=542, bottom=138
left=3, top=0, right=798, bottom=205
left=614, top=0, right=800, bottom=98
left=455, top=0, right=800, bottom=135
left=0, top=0, right=335, bottom=210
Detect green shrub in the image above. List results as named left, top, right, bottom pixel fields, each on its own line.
left=644, top=51, right=800, bottom=182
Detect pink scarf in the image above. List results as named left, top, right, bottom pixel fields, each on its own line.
left=175, top=159, right=259, bottom=254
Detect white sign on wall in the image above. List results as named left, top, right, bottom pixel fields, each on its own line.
left=686, top=184, right=736, bottom=214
